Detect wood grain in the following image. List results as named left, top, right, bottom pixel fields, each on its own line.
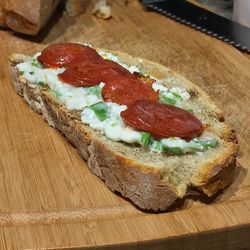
left=186, top=0, right=215, bottom=12
left=0, top=0, right=250, bottom=249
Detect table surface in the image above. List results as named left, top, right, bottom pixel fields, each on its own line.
left=0, top=0, right=250, bottom=249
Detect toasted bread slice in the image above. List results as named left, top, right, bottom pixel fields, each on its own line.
left=8, top=50, right=238, bottom=211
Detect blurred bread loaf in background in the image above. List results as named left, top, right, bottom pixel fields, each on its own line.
left=0, top=0, right=60, bottom=35
left=0, top=0, right=111, bottom=35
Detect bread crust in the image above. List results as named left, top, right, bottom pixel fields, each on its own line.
left=40, top=91, right=179, bottom=211
left=1, top=0, right=60, bottom=35
left=8, top=51, right=239, bottom=211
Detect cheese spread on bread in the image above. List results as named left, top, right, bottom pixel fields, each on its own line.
left=16, top=49, right=218, bottom=154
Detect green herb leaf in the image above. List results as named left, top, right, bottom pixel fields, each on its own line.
left=149, top=140, right=163, bottom=153
left=187, top=141, right=203, bottom=152
left=19, top=71, right=24, bottom=75
left=140, top=132, right=151, bottom=147
left=163, top=145, right=183, bottom=155
left=171, top=92, right=182, bottom=99
left=111, top=122, right=117, bottom=127
left=199, top=139, right=218, bottom=149
left=55, top=90, right=62, bottom=97
left=29, top=71, right=34, bottom=75
left=186, top=108, right=193, bottom=113
left=31, top=58, right=40, bottom=67
left=38, top=81, right=45, bottom=87
left=169, top=147, right=182, bottom=155
left=86, top=86, right=101, bottom=97
left=159, top=92, right=176, bottom=105
left=88, top=102, right=108, bottom=121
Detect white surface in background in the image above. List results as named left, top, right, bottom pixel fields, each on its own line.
left=233, top=0, right=250, bottom=28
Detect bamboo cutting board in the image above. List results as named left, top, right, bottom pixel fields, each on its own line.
left=0, top=1, right=250, bottom=249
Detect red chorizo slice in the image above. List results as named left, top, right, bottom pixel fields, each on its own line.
left=37, top=43, right=101, bottom=68
left=102, top=77, right=158, bottom=106
left=58, top=61, right=103, bottom=87
left=58, top=59, right=131, bottom=87
left=101, top=60, right=131, bottom=80
left=121, top=100, right=203, bottom=139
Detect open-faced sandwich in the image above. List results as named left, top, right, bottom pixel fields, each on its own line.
left=9, top=43, right=238, bottom=211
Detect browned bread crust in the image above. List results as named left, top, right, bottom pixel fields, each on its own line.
left=8, top=51, right=238, bottom=211
left=0, top=0, right=60, bottom=35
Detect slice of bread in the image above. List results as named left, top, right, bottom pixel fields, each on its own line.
left=8, top=50, right=238, bottom=211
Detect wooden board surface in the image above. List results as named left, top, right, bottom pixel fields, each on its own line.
left=0, top=0, right=250, bottom=249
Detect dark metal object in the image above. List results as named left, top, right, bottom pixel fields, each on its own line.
left=142, top=0, right=250, bottom=52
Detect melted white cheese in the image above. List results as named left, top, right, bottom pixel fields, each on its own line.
left=152, top=82, right=168, bottom=92
left=17, top=56, right=103, bottom=110
left=81, top=102, right=141, bottom=143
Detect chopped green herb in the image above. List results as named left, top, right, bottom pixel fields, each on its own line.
left=170, top=147, right=182, bottom=155
left=162, top=144, right=183, bottom=155
left=140, top=132, right=151, bottom=147
left=38, top=81, right=45, bottom=87
left=159, top=137, right=218, bottom=155
left=187, top=141, right=203, bottom=152
left=187, top=139, right=218, bottom=152
left=199, top=139, right=218, bottom=149
left=55, top=90, right=62, bottom=97
left=88, top=101, right=108, bottom=121
left=19, top=71, right=24, bottom=75
left=159, top=92, right=176, bottom=105
left=171, top=92, right=182, bottom=99
left=29, top=71, right=34, bottom=75
left=101, top=53, right=109, bottom=59
left=86, top=86, right=101, bottom=97
left=31, top=58, right=40, bottom=67
left=186, top=108, right=193, bottom=113
left=149, top=140, right=163, bottom=153
left=111, top=122, right=117, bottom=127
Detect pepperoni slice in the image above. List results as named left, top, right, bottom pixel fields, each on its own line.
left=121, top=100, right=203, bottom=139
left=39, top=43, right=158, bottom=104
left=102, top=77, right=158, bottom=106
left=58, top=61, right=102, bottom=87
left=99, top=60, right=132, bottom=81
left=58, top=59, right=132, bottom=87
left=101, top=69, right=158, bottom=106
left=37, top=43, right=101, bottom=68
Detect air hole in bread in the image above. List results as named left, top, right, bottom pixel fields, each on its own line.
left=189, top=89, right=199, bottom=99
